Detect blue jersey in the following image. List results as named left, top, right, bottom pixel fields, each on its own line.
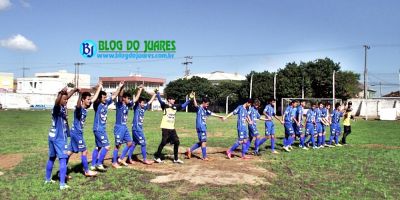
left=115, top=100, right=133, bottom=126
left=196, top=106, right=212, bottom=132
left=93, top=97, right=113, bottom=132
left=48, top=105, right=68, bottom=141
left=296, top=105, right=304, bottom=122
left=315, top=108, right=322, bottom=123
left=331, top=110, right=343, bottom=124
left=284, top=106, right=295, bottom=123
left=263, top=104, right=275, bottom=121
left=248, top=106, right=261, bottom=126
left=233, top=105, right=249, bottom=129
left=72, top=106, right=87, bottom=133
left=306, top=109, right=316, bottom=124
left=132, top=103, right=150, bottom=132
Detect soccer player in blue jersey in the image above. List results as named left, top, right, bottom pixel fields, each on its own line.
left=282, top=100, right=299, bottom=152
left=294, top=100, right=306, bottom=148
left=315, top=102, right=330, bottom=148
left=254, top=98, right=283, bottom=154
left=90, top=81, right=124, bottom=172
left=111, top=83, right=143, bottom=169
left=304, top=102, right=317, bottom=149
left=320, top=102, right=331, bottom=147
left=45, top=87, right=78, bottom=190
left=186, top=94, right=224, bottom=161
left=224, top=99, right=254, bottom=159
left=154, top=91, right=191, bottom=164
left=329, top=102, right=344, bottom=146
left=129, top=93, right=157, bottom=165
left=66, top=82, right=102, bottom=177
left=246, top=99, right=262, bottom=155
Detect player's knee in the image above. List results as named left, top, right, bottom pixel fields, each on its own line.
left=105, top=146, right=110, bottom=151
left=82, top=150, right=88, bottom=156
left=49, top=156, right=56, bottom=161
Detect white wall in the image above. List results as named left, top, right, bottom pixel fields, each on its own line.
left=349, top=98, right=400, bottom=119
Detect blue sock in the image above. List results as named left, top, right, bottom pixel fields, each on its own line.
left=241, top=143, right=247, bottom=157
left=318, top=135, right=322, bottom=146
left=290, top=136, right=295, bottom=145
left=283, top=138, right=287, bottom=147
left=335, top=134, right=339, bottom=144
left=120, top=145, right=129, bottom=160
left=328, top=135, right=334, bottom=145
left=271, top=137, right=275, bottom=151
left=244, top=140, right=251, bottom=153
left=91, top=148, right=99, bottom=167
left=45, top=157, right=56, bottom=181
left=201, top=147, right=207, bottom=158
left=128, top=144, right=136, bottom=161
left=190, top=143, right=201, bottom=152
left=81, top=155, right=89, bottom=173
left=141, top=145, right=147, bottom=161
left=230, top=141, right=240, bottom=152
left=59, top=158, right=67, bottom=186
left=112, top=149, right=119, bottom=164
left=311, top=135, right=316, bottom=147
left=97, top=148, right=108, bottom=165
left=300, top=136, right=304, bottom=147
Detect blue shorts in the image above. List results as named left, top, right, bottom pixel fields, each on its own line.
left=265, top=121, right=275, bottom=136
left=316, top=123, right=323, bottom=133
left=197, top=129, right=207, bottom=142
left=237, top=128, right=249, bottom=141
left=305, top=123, right=315, bottom=136
left=132, top=130, right=146, bottom=146
left=293, top=123, right=303, bottom=135
left=48, top=139, right=68, bottom=159
left=114, top=125, right=132, bottom=146
left=94, top=130, right=110, bottom=148
left=330, top=124, right=341, bottom=135
left=68, top=130, right=87, bottom=153
left=248, top=124, right=259, bottom=137
left=284, top=122, right=294, bottom=136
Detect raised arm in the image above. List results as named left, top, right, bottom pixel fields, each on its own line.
left=55, top=87, right=68, bottom=105
left=76, top=92, right=82, bottom=108
left=92, top=81, right=103, bottom=102
left=192, top=92, right=198, bottom=108
left=134, top=84, right=144, bottom=103
left=148, top=93, right=157, bottom=104
left=67, top=88, right=79, bottom=99
left=112, top=81, right=124, bottom=100
left=180, top=97, right=190, bottom=110
left=156, top=91, right=165, bottom=106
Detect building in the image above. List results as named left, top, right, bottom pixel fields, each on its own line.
left=99, top=74, right=166, bottom=94
left=0, top=72, right=14, bottom=92
left=187, top=71, right=246, bottom=85
left=357, top=83, right=377, bottom=98
left=16, top=70, right=90, bottom=94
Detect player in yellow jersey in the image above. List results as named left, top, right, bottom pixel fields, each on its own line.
left=341, top=101, right=353, bottom=145
left=153, top=90, right=191, bottom=164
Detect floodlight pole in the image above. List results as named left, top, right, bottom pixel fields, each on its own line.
left=333, top=70, right=335, bottom=105
left=363, top=45, right=370, bottom=120
left=249, top=73, right=253, bottom=98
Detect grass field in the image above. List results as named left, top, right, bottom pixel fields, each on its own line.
left=0, top=109, right=399, bottom=200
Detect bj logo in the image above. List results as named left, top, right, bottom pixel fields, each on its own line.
left=80, top=40, right=97, bottom=58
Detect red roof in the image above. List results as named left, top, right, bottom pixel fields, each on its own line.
left=99, top=76, right=165, bottom=84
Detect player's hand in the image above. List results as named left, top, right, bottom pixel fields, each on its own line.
left=138, top=84, right=144, bottom=89
left=119, top=81, right=124, bottom=87
left=154, top=88, right=159, bottom=93
left=249, top=120, right=254, bottom=125
left=189, top=91, right=195, bottom=99
left=222, top=117, right=227, bottom=121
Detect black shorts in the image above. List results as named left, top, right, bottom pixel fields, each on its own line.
left=344, top=126, right=351, bottom=134
left=162, top=128, right=179, bottom=144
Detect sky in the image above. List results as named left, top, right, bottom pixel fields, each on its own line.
left=0, top=0, right=399, bottom=94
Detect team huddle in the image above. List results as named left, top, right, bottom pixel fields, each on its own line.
left=44, top=83, right=353, bottom=190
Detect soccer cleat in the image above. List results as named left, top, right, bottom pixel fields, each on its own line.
left=112, top=163, right=121, bottom=169
left=186, top=148, right=192, bottom=159
left=60, top=184, right=70, bottom=190
left=226, top=150, right=232, bottom=159
left=44, top=179, right=56, bottom=184
left=319, top=145, right=325, bottom=149
left=302, top=147, right=309, bottom=150
left=202, top=157, right=210, bottom=161
left=241, top=155, right=252, bottom=160
left=283, top=146, right=291, bottom=152
left=335, top=143, right=343, bottom=147
left=312, top=146, right=318, bottom=149
left=96, top=164, right=107, bottom=172
left=118, top=158, right=128, bottom=167
left=288, top=146, right=293, bottom=150
left=84, top=170, right=97, bottom=177
left=154, top=158, right=163, bottom=163
left=254, top=151, right=261, bottom=156
left=142, top=160, right=154, bottom=165
left=173, top=159, right=184, bottom=164
left=126, top=159, right=134, bottom=165
left=89, top=166, right=96, bottom=171
left=271, top=150, right=280, bottom=154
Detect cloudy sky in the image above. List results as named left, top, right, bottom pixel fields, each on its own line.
left=0, top=0, right=399, bottom=93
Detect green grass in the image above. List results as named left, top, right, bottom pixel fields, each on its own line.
left=0, top=110, right=399, bottom=199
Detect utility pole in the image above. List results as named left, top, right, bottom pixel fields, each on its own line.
left=333, top=70, right=335, bottom=105
left=301, top=75, right=304, bottom=99
left=21, top=67, right=29, bottom=78
left=74, top=62, right=84, bottom=88
left=249, top=73, right=253, bottom=98
left=363, top=45, right=370, bottom=99
left=273, top=73, right=277, bottom=114
left=182, top=56, right=192, bottom=79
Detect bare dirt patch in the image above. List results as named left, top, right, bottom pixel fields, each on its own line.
left=126, top=147, right=276, bottom=186
left=0, top=153, right=23, bottom=170
left=360, top=144, right=400, bottom=150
